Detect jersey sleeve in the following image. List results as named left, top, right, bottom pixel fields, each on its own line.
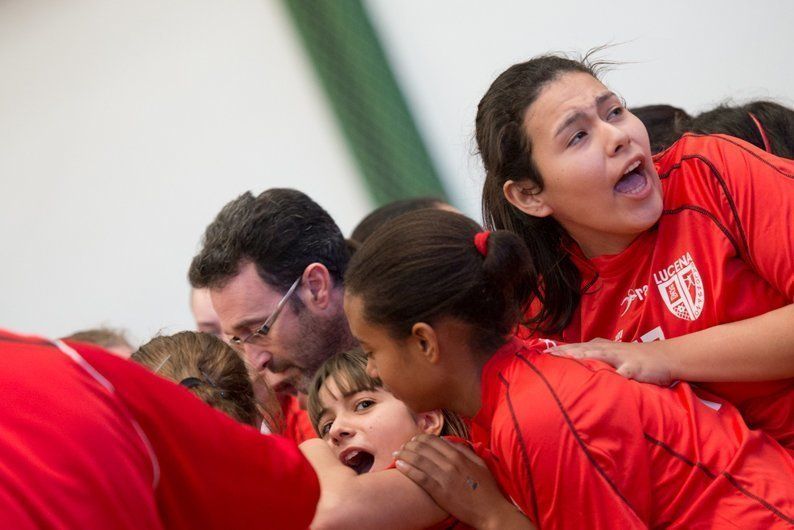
left=71, top=341, right=320, bottom=530
left=491, top=354, right=649, bottom=529
left=699, top=134, right=794, bottom=299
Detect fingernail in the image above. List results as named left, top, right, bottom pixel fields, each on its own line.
left=395, top=460, right=406, bottom=469
left=392, top=451, right=399, bottom=458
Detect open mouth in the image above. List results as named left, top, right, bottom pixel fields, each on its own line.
left=614, top=159, right=648, bottom=195
left=340, top=449, right=375, bottom=475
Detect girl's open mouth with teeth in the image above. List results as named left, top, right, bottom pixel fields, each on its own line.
left=340, top=448, right=375, bottom=475
left=614, top=159, right=648, bottom=196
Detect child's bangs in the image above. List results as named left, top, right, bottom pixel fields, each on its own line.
left=327, top=354, right=381, bottom=397
left=307, top=349, right=381, bottom=433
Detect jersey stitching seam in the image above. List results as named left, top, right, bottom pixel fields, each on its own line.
left=643, top=433, right=794, bottom=524
left=499, top=372, right=542, bottom=528
left=513, top=353, right=642, bottom=518
left=681, top=134, right=794, bottom=179
left=678, top=154, right=751, bottom=263
left=661, top=205, right=741, bottom=256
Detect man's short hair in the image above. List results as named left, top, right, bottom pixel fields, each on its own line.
left=189, top=188, right=349, bottom=291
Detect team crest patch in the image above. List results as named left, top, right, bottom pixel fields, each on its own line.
left=652, top=252, right=704, bottom=321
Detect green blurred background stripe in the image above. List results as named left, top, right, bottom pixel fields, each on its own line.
left=281, top=0, right=448, bottom=205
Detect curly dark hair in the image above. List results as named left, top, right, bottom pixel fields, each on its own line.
left=188, top=188, right=349, bottom=292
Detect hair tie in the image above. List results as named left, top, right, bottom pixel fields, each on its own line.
left=474, top=231, right=491, bottom=257
left=748, top=112, right=772, bottom=153
left=179, top=376, right=203, bottom=389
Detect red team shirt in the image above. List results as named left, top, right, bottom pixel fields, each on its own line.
left=0, top=329, right=319, bottom=530
left=282, top=394, right=319, bottom=443
left=556, top=134, right=794, bottom=449
left=474, top=337, right=794, bottom=529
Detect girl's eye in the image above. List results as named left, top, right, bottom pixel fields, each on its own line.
left=607, top=106, right=624, bottom=120
left=320, top=420, right=333, bottom=437
left=355, top=399, right=375, bottom=412
left=568, top=131, right=587, bottom=147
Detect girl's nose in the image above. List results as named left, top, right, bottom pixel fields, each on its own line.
left=605, top=121, right=631, bottom=155
left=329, top=421, right=355, bottom=444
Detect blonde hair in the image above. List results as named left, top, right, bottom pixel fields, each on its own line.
left=307, top=349, right=469, bottom=439
left=64, top=326, right=134, bottom=352
left=133, top=331, right=273, bottom=427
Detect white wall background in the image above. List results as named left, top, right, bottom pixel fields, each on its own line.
left=1, top=0, right=792, bottom=343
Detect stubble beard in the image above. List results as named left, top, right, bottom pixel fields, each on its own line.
left=291, top=302, right=357, bottom=393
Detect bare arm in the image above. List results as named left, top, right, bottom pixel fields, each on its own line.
left=548, top=304, right=794, bottom=384
left=299, top=439, right=448, bottom=530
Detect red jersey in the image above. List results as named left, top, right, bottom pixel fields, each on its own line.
left=0, top=329, right=319, bottom=530
left=559, top=134, right=794, bottom=447
left=282, top=394, right=318, bottom=443
left=474, top=338, right=794, bottom=529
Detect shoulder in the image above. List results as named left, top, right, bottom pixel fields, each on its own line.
left=489, top=343, right=625, bottom=438
left=656, top=133, right=762, bottom=169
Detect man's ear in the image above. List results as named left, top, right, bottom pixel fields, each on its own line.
left=302, top=263, right=332, bottom=309
left=503, top=179, right=553, bottom=218
left=410, top=322, right=440, bottom=365
left=416, top=410, right=444, bottom=436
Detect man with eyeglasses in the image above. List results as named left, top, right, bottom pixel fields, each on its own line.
left=189, top=188, right=357, bottom=441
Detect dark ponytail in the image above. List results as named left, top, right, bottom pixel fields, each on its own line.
left=345, top=209, right=536, bottom=353
left=477, top=53, right=609, bottom=334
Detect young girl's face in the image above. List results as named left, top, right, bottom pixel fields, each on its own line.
left=518, top=71, right=663, bottom=256
left=316, top=378, right=430, bottom=474
left=344, top=293, right=442, bottom=415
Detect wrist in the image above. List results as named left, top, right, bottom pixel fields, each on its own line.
left=479, top=502, right=530, bottom=530
left=645, top=339, right=681, bottom=381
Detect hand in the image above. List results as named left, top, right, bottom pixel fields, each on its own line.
left=395, top=434, right=532, bottom=530
left=545, top=338, right=673, bottom=386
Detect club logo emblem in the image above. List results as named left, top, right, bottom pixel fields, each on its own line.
left=652, top=252, right=704, bottom=321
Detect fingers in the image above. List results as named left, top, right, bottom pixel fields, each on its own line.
left=410, top=434, right=465, bottom=461
left=447, top=440, right=486, bottom=467
left=616, top=364, right=636, bottom=380
left=394, top=457, right=441, bottom=491
left=396, top=434, right=488, bottom=488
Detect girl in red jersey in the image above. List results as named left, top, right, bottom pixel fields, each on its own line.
left=475, top=54, right=794, bottom=450
left=342, top=209, right=794, bottom=529
left=300, top=349, right=527, bottom=530
left=0, top=329, right=319, bottom=530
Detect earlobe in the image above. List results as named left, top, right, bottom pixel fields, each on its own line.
left=416, top=410, right=444, bottom=436
left=503, top=179, right=553, bottom=218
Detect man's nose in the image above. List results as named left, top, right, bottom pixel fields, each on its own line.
left=242, top=343, right=272, bottom=371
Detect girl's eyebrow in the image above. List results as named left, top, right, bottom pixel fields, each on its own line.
left=554, top=91, right=617, bottom=138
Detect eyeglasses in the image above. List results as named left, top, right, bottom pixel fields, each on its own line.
left=229, top=276, right=301, bottom=349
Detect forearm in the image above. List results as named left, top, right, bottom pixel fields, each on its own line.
left=299, top=440, right=447, bottom=530
left=652, top=304, right=794, bottom=382
left=479, top=503, right=535, bottom=530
